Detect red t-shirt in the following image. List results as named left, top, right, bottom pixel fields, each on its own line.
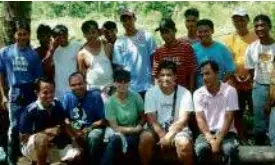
left=152, top=40, right=196, bottom=89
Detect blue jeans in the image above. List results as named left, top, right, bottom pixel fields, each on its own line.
left=99, top=134, right=139, bottom=165
left=195, top=132, right=239, bottom=165
left=7, top=84, right=36, bottom=165
left=85, top=128, right=104, bottom=164
left=252, top=83, right=269, bottom=137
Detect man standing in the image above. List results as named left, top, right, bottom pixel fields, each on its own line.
left=153, top=18, right=196, bottom=91
left=62, top=72, right=105, bottom=165
left=245, top=14, right=275, bottom=145
left=113, top=7, right=157, bottom=98
left=193, top=19, right=236, bottom=89
left=0, top=21, right=43, bottom=165
left=52, top=25, right=82, bottom=99
left=223, top=8, right=257, bottom=141
left=139, top=60, right=194, bottom=165
left=181, top=8, right=200, bottom=44
left=194, top=60, right=239, bottom=165
left=35, top=24, right=54, bottom=81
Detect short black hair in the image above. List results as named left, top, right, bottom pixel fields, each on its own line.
left=157, top=60, right=177, bottom=75
left=68, top=72, right=85, bottom=84
left=184, top=8, right=199, bottom=18
left=36, top=24, right=51, bottom=38
left=81, top=20, right=99, bottom=35
left=52, top=24, right=68, bottom=38
left=34, top=77, right=55, bottom=92
left=14, top=20, right=31, bottom=33
left=200, top=60, right=219, bottom=73
left=253, top=14, right=272, bottom=28
left=114, top=69, right=131, bottom=82
left=197, top=19, right=214, bottom=30
left=103, top=21, right=117, bottom=30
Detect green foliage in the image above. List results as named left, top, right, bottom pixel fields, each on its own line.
left=2, top=1, right=275, bottom=47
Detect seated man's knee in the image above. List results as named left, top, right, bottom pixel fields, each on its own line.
left=86, top=129, right=103, bottom=145
left=139, top=131, right=155, bottom=147
left=195, top=141, right=211, bottom=162
left=34, top=133, right=49, bottom=149
left=87, top=129, right=103, bottom=139
left=175, top=137, right=193, bottom=160
left=222, top=142, right=238, bottom=156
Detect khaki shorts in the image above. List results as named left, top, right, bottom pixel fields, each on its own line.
left=21, top=134, right=80, bottom=163
left=174, top=127, right=193, bottom=141
left=147, top=126, right=193, bottom=144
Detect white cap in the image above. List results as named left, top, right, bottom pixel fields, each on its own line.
left=232, top=8, right=248, bottom=17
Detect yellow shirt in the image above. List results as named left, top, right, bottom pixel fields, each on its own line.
left=223, top=31, right=257, bottom=78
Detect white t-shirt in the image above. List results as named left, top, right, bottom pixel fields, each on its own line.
left=245, top=40, right=275, bottom=84
left=53, top=41, right=83, bottom=99
left=193, top=83, right=239, bottom=132
left=145, top=85, right=194, bottom=129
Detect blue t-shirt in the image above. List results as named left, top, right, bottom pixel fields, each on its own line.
left=62, top=89, right=104, bottom=129
left=0, top=44, right=43, bottom=87
left=113, top=30, right=157, bottom=92
left=192, top=41, right=236, bottom=88
left=20, top=99, right=65, bottom=135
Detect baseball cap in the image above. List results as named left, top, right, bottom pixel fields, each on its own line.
left=119, top=7, right=135, bottom=17
left=232, top=8, right=248, bottom=17
left=155, top=18, right=176, bottom=32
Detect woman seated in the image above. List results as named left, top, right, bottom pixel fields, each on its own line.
left=100, top=70, right=145, bottom=165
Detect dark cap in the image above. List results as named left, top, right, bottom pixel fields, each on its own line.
left=155, top=18, right=176, bottom=31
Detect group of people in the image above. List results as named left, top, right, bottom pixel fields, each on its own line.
left=0, top=5, right=275, bottom=165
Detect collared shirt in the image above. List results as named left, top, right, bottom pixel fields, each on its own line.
left=193, top=82, right=239, bottom=132
left=20, top=99, right=65, bottom=135
left=62, top=89, right=105, bottom=129
left=152, top=39, right=196, bottom=89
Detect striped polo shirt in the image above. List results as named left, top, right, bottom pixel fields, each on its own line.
left=152, top=39, right=197, bottom=89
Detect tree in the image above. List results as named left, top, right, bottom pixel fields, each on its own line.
left=3, top=1, right=32, bottom=45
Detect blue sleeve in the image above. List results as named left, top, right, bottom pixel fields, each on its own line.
left=0, top=48, right=6, bottom=74
left=146, top=33, right=157, bottom=56
left=32, top=51, right=43, bottom=78
left=112, top=40, right=124, bottom=66
left=222, top=45, right=236, bottom=73
left=20, top=108, right=34, bottom=134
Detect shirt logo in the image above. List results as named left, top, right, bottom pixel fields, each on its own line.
left=13, top=56, right=28, bottom=72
